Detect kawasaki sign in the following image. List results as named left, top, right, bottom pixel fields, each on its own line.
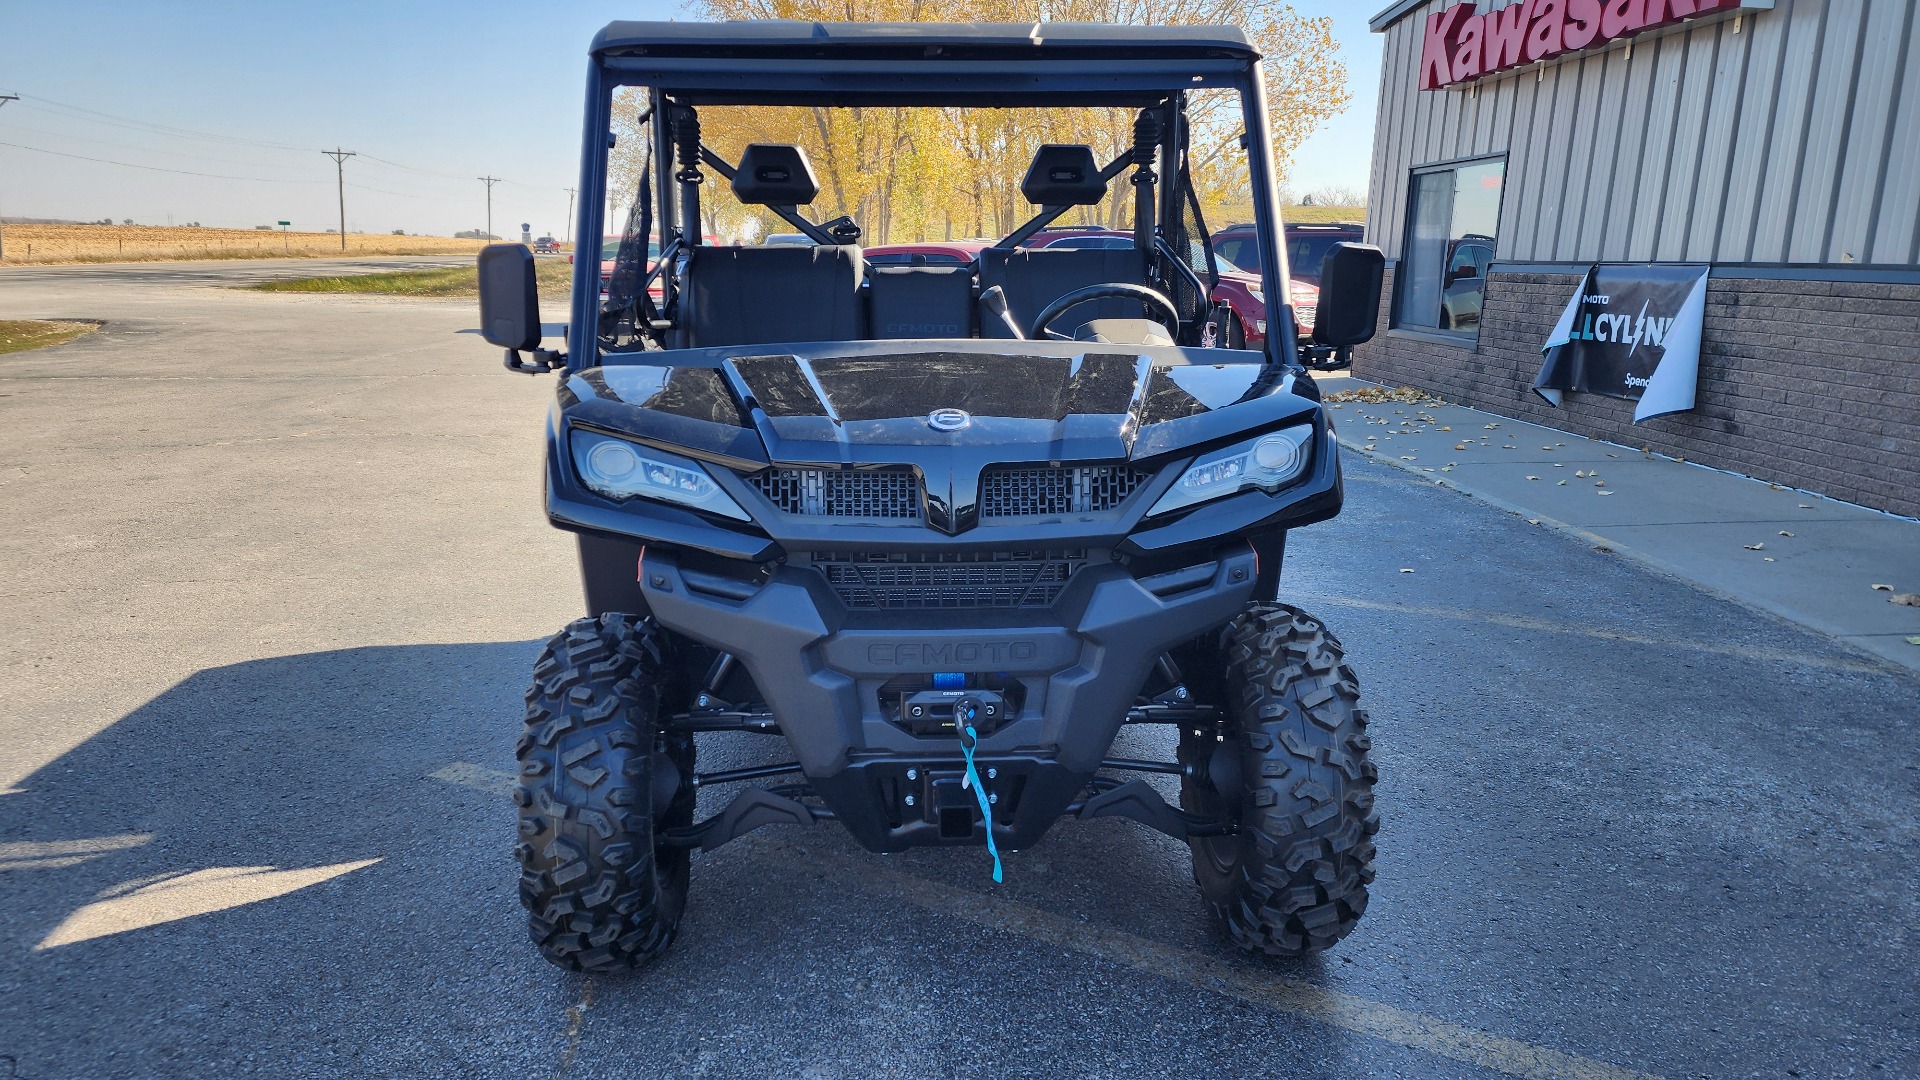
left=1419, top=0, right=1771, bottom=90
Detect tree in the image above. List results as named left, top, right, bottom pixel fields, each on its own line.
left=611, top=0, right=1349, bottom=244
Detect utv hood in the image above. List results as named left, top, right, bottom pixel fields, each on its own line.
left=566, top=347, right=1316, bottom=467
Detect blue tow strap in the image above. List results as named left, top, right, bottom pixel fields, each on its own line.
left=957, top=722, right=1004, bottom=883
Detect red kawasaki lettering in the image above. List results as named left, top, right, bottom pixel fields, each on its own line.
left=1421, top=3, right=1472, bottom=89
left=1563, top=0, right=1604, bottom=49
left=1487, top=3, right=1532, bottom=68
left=1600, top=0, right=1645, bottom=39
left=1452, top=11, right=1487, bottom=83
left=1525, top=0, right=1567, bottom=64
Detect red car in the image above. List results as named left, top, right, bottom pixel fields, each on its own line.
left=573, top=234, right=720, bottom=300
left=862, top=241, right=985, bottom=267
left=1031, top=229, right=1315, bottom=347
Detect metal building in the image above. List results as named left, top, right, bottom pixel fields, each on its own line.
left=1354, top=0, right=1920, bottom=517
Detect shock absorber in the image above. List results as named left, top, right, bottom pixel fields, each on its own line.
left=1131, top=109, right=1162, bottom=254
left=671, top=105, right=703, bottom=245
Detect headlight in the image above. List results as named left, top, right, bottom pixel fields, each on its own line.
left=570, top=429, right=750, bottom=520
left=1146, top=424, right=1314, bottom=517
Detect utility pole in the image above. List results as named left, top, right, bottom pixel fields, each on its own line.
left=0, top=95, right=17, bottom=262
left=565, top=187, right=576, bottom=244
left=478, top=176, right=499, bottom=242
left=321, top=148, right=355, bottom=252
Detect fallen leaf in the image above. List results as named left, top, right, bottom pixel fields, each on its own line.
left=1439, top=426, right=1452, bottom=431
left=1552, top=463, right=1565, bottom=468
left=1768, top=483, right=1782, bottom=490
left=1871, top=584, right=1893, bottom=591
left=1597, top=490, right=1614, bottom=496
left=1575, top=470, right=1589, bottom=478
left=1541, top=446, right=1553, bottom=451
left=1744, top=543, right=1765, bottom=551
left=1399, top=455, right=1417, bottom=461
left=1594, top=480, right=1607, bottom=487
left=1527, top=518, right=1541, bottom=525
left=1778, top=531, right=1793, bottom=538
left=1798, top=503, right=1814, bottom=509
left=1763, top=557, right=1775, bottom=562
left=1526, top=475, right=1540, bottom=481
left=1891, top=593, right=1920, bottom=607
left=1399, top=568, right=1415, bottom=573
left=1606, top=453, right=1619, bottom=458
left=1454, top=444, right=1468, bottom=450
left=1484, top=423, right=1500, bottom=429
left=1906, top=636, right=1920, bottom=646
left=1557, top=480, right=1567, bottom=486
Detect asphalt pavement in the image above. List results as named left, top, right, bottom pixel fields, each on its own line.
left=1, top=258, right=1915, bottom=1079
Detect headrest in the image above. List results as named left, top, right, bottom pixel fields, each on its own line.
left=1021, top=145, right=1104, bottom=206
left=732, top=144, right=819, bottom=205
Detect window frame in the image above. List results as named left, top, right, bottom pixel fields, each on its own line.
left=1392, top=153, right=1507, bottom=342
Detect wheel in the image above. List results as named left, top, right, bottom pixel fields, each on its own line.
left=1179, top=603, right=1378, bottom=956
left=515, top=613, right=696, bottom=971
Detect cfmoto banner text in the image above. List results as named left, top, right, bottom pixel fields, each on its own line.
left=1532, top=263, right=1709, bottom=423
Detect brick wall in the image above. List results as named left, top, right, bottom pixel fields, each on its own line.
left=1351, top=268, right=1920, bottom=519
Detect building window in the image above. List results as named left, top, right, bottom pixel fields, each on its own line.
left=1395, top=158, right=1504, bottom=337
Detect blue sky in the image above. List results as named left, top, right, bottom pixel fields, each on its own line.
left=0, top=1, right=1382, bottom=237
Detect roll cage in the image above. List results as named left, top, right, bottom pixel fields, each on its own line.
left=566, top=21, right=1301, bottom=368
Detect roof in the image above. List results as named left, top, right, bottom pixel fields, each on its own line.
left=1369, top=0, right=1431, bottom=32
left=591, top=20, right=1257, bottom=60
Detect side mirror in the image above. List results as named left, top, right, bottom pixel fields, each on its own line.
left=1311, top=242, right=1385, bottom=348
left=478, top=244, right=541, bottom=351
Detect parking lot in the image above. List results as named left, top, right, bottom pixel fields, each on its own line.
left=1, top=259, right=1915, bottom=1079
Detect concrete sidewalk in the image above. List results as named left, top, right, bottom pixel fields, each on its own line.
left=1314, top=374, right=1920, bottom=675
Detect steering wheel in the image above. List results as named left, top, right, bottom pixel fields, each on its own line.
left=1029, top=282, right=1181, bottom=341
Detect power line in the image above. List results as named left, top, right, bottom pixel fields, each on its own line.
left=0, top=139, right=326, bottom=183
left=12, top=93, right=313, bottom=152
left=0, top=116, right=310, bottom=171
left=323, top=149, right=356, bottom=251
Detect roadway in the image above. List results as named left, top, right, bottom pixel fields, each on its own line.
left=0, top=258, right=1914, bottom=1079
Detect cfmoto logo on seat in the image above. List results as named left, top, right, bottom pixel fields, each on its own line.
left=927, top=408, right=971, bottom=432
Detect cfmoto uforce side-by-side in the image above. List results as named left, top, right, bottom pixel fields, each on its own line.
left=478, top=19, right=1387, bottom=972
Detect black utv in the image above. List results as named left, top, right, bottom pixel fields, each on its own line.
left=478, top=19, right=1386, bottom=972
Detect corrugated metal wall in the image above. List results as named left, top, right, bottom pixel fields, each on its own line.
left=1366, top=0, right=1920, bottom=267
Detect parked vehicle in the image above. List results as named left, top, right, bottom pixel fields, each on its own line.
left=477, top=19, right=1387, bottom=974
left=1440, top=234, right=1495, bottom=330
left=1214, top=220, right=1364, bottom=289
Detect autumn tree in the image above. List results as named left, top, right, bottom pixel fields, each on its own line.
left=612, top=0, right=1348, bottom=244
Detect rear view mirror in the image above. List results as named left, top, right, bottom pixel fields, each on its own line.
left=478, top=244, right=541, bottom=351
left=1311, top=242, right=1385, bottom=348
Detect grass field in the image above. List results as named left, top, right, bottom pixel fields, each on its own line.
left=0, top=319, right=100, bottom=355
left=249, top=260, right=573, bottom=300
left=0, top=224, right=530, bottom=265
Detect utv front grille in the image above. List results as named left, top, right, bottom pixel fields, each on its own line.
left=749, top=467, right=921, bottom=519
left=812, top=550, right=1086, bottom=610
left=979, top=465, right=1152, bottom=520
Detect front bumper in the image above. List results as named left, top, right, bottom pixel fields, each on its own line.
left=640, top=543, right=1258, bottom=851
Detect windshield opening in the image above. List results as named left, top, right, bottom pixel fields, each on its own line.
left=590, top=86, right=1282, bottom=358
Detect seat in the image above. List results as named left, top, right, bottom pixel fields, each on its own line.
left=867, top=265, right=974, bottom=339
left=975, top=247, right=1150, bottom=339
left=680, top=245, right=864, bottom=348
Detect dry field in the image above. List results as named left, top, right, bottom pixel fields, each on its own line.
left=0, top=224, right=507, bottom=265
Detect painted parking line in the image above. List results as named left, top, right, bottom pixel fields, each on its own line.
left=433, top=763, right=1661, bottom=1079
left=1298, top=595, right=1889, bottom=676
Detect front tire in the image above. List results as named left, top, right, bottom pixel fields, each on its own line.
left=1180, top=604, right=1379, bottom=956
left=515, top=614, right=695, bottom=972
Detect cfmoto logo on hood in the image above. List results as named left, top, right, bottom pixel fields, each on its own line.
left=927, top=408, right=971, bottom=432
